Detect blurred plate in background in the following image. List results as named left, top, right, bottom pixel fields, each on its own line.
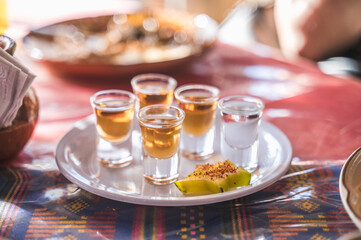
left=22, top=8, right=218, bottom=78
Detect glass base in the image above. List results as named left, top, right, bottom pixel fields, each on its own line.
left=221, top=138, right=259, bottom=173
left=181, top=127, right=215, bottom=161
left=143, top=174, right=179, bottom=185
left=98, top=155, right=133, bottom=168
left=181, top=150, right=214, bottom=160
left=97, top=137, right=133, bottom=168
left=143, top=152, right=180, bottom=185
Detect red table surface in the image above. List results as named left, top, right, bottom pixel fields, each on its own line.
left=9, top=42, right=361, bottom=166
left=1, top=40, right=361, bottom=240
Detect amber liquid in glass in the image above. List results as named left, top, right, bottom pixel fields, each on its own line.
left=177, top=96, right=217, bottom=136
left=135, top=83, right=174, bottom=109
left=139, top=117, right=182, bottom=159
left=95, top=100, right=134, bottom=142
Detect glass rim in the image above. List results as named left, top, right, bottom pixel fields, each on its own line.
left=90, top=89, right=136, bottom=110
left=137, top=104, right=185, bottom=127
left=131, top=73, right=177, bottom=92
left=218, top=95, right=265, bottom=115
left=174, top=84, right=220, bottom=104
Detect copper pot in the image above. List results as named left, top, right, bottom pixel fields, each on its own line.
left=0, top=35, right=39, bottom=161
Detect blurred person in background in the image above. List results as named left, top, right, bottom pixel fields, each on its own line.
left=273, top=0, right=361, bottom=61
left=249, top=0, right=361, bottom=77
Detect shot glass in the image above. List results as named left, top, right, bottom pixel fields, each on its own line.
left=137, top=104, right=185, bottom=185
left=90, top=90, right=136, bottom=168
left=174, top=84, right=220, bottom=160
left=131, top=73, right=177, bottom=110
left=218, top=95, right=264, bottom=172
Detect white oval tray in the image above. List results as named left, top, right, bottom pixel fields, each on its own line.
left=55, top=116, right=292, bottom=206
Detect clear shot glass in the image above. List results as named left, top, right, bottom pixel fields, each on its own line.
left=137, top=104, right=185, bottom=185
left=90, top=90, right=136, bottom=168
left=174, top=84, right=220, bottom=160
left=218, top=95, right=264, bottom=172
left=131, top=73, right=177, bottom=110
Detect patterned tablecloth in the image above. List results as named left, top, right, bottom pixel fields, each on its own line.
left=0, top=161, right=357, bottom=240
left=1, top=42, right=361, bottom=239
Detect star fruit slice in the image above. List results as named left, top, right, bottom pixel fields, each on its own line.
left=175, top=159, right=251, bottom=194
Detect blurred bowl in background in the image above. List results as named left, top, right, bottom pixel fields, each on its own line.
left=340, top=147, right=361, bottom=232
left=0, top=35, right=39, bottom=161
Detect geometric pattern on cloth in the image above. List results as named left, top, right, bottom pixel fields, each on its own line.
left=0, top=162, right=357, bottom=240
